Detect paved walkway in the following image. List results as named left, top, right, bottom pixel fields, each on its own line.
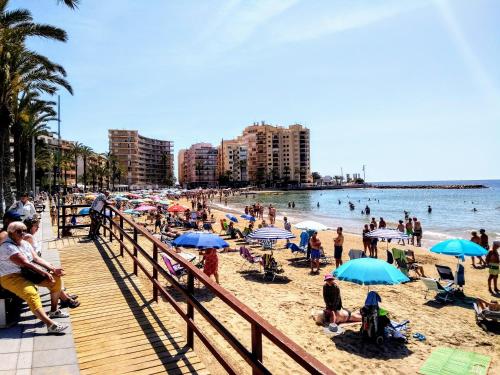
left=57, top=235, right=208, bottom=374
left=0, top=211, right=79, bottom=375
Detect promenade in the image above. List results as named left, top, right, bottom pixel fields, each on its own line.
left=1, top=211, right=208, bottom=375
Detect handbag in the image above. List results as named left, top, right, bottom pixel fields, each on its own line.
left=20, top=266, right=47, bottom=284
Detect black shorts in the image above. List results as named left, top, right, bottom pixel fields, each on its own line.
left=334, top=245, right=343, bottom=259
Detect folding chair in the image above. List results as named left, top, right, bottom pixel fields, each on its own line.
left=436, top=265, right=455, bottom=287
left=421, top=277, right=455, bottom=303
left=239, top=247, right=262, bottom=272
left=161, top=253, right=187, bottom=283
left=261, top=253, right=284, bottom=281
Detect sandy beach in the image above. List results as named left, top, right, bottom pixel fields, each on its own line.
left=115, top=197, right=499, bottom=374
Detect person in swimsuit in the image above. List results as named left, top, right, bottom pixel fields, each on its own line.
left=413, top=217, right=422, bottom=247
left=486, top=241, right=499, bottom=294
left=362, top=224, right=370, bottom=254
left=309, top=231, right=322, bottom=274
left=369, top=223, right=378, bottom=258
left=470, top=231, right=486, bottom=268
left=334, top=227, right=344, bottom=268
left=405, top=218, right=413, bottom=245
left=323, top=274, right=362, bottom=324
left=201, top=247, right=219, bottom=284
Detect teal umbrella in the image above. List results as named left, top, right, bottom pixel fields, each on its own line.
left=333, top=258, right=409, bottom=286
left=430, top=239, right=488, bottom=257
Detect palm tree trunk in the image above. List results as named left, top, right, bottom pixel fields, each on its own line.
left=19, top=144, right=27, bottom=193
left=12, top=127, right=22, bottom=194
left=83, top=156, right=87, bottom=192
left=0, top=105, right=14, bottom=212
left=74, top=155, right=78, bottom=188
left=26, top=137, right=33, bottom=194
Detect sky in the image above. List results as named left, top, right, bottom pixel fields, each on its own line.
left=13, top=0, right=500, bottom=182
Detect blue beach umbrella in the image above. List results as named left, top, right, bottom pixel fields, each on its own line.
left=225, top=213, right=238, bottom=223
left=172, top=232, right=229, bottom=249
left=78, top=207, right=90, bottom=215
left=247, top=227, right=295, bottom=240
left=333, top=258, right=409, bottom=286
left=430, top=239, right=488, bottom=257
left=240, top=214, right=256, bottom=222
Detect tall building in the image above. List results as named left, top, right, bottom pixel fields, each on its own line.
left=218, top=122, right=311, bottom=186
left=108, top=130, right=174, bottom=188
left=178, top=143, right=218, bottom=188
left=38, top=134, right=77, bottom=187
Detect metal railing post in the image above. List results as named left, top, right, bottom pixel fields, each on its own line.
left=153, top=244, right=158, bottom=302
left=187, top=272, right=194, bottom=348
left=133, top=228, right=138, bottom=275
left=119, top=216, right=124, bottom=257
left=251, top=323, right=263, bottom=375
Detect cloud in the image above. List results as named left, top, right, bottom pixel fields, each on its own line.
left=269, top=1, right=425, bottom=43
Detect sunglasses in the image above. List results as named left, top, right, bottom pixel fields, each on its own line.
left=14, top=229, right=26, bottom=234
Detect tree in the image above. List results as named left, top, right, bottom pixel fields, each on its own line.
left=0, top=0, right=72, bottom=212
left=69, top=141, right=83, bottom=188
left=80, top=145, right=92, bottom=191
left=312, top=171, right=322, bottom=184
left=57, top=0, right=79, bottom=8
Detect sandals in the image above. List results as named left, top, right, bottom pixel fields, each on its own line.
left=60, top=298, right=80, bottom=309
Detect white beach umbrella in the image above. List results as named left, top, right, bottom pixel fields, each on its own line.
left=366, top=229, right=408, bottom=240
left=294, top=220, right=330, bottom=231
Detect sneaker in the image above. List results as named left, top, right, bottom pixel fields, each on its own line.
left=47, top=323, right=68, bottom=334
left=48, top=309, right=70, bottom=318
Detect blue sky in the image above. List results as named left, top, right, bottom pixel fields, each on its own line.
left=15, top=0, right=500, bottom=182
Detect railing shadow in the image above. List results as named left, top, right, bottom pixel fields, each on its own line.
left=92, top=237, right=198, bottom=374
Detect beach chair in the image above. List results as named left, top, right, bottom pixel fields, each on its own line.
left=436, top=265, right=455, bottom=288
left=473, top=303, right=500, bottom=324
left=421, top=277, right=455, bottom=303
left=392, top=248, right=409, bottom=276
left=239, top=247, right=262, bottom=272
left=161, top=253, right=187, bottom=283
left=348, top=249, right=366, bottom=260
left=261, top=253, right=284, bottom=281
left=287, top=242, right=306, bottom=256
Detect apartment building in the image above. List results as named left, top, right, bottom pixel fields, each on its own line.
left=38, top=134, right=77, bottom=187
left=178, top=143, right=218, bottom=188
left=218, top=122, right=311, bottom=185
left=108, top=130, right=174, bottom=188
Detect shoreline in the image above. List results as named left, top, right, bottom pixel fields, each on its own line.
left=244, top=184, right=488, bottom=193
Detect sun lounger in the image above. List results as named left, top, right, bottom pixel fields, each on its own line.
left=287, top=243, right=306, bottom=256
left=421, top=277, right=455, bottom=303
left=473, top=303, right=500, bottom=324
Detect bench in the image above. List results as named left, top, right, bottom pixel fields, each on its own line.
left=0, top=286, right=23, bottom=328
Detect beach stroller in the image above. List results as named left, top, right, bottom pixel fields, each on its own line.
left=360, top=291, right=390, bottom=344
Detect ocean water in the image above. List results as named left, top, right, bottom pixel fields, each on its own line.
left=218, top=180, right=500, bottom=246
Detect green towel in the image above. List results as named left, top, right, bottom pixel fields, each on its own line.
left=419, top=347, right=491, bottom=375
left=392, top=248, right=405, bottom=261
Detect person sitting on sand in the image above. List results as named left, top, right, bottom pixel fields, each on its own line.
left=476, top=298, right=500, bottom=312
left=486, top=241, right=499, bottom=294
left=323, top=274, right=362, bottom=324
left=309, top=231, right=322, bottom=274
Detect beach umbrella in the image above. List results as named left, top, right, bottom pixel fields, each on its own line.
left=366, top=229, right=409, bottom=240
left=247, top=227, right=296, bottom=240
left=225, top=213, right=238, bottom=223
left=142, top=198, right=153, bottom=203
left=240, top=214, right=256, bottom=222
left=333, top=258, right=409, bottom=286
left=168, top=204, right=187, bottom=213
left=130, top=199, right=144, bottom=204
left=116, top=196, right=129, bottom=202
left=135, top=205, right=157, bottom=211
left=294, top=220, right=330, bottom=231
left=78, top=207, right=90, bottom=215
left=158, top=200, right=171, bottom=205
left=172, top=232, right=229, bottom=249
left=127, top=193, right=141, bottom=199
left=430, top=239, right=488, bottom=257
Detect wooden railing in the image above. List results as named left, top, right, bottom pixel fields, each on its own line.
left=57, top=204, right=91, bottom=238
left=98, top=205, right=334, bottom=375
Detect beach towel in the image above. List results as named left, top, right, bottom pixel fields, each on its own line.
left=419, top=347, right=491, bottom=375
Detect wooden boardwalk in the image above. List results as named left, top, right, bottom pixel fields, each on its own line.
left=56, top=237, right=209, bottom=375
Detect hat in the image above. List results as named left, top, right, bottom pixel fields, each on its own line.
left=3, top=210, right=22, bottom=221
left=324, top=274, right=334, bottom=281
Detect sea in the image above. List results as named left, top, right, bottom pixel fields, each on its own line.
left=216, top=180, right=500, bottom=247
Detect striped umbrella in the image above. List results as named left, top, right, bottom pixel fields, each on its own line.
left=366, top=229, right=408, bottom=239
left=247, top=227, right=296, bottom=240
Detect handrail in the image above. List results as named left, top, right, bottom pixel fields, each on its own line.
left=99, top=204, right=334, bottom=375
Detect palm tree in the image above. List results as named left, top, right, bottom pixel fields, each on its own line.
left=69, top=141, right=83, bottom=188
left=0, top=0, right=71, bottom=212
left=57, top=0, right=79, bottom=8
left=80, top=145, right=92, bottom=191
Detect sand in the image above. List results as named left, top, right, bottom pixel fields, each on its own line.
left=109, top=198, right=499, bottom=374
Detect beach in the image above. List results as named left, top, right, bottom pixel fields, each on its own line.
left=125, top=196, right=499, bottom=374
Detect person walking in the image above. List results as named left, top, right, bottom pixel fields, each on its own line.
left=486, top=241, right=499, bottom=294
